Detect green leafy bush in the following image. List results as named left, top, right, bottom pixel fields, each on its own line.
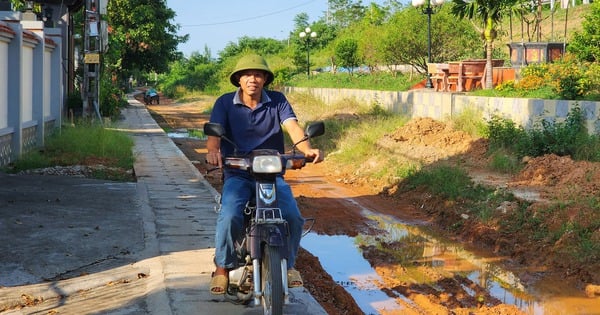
left=485, top=115, right=527, bottom=152
left=486, top=105, right=599, bottom=161
left=567, top=1, right=600, bottom=62
left=545, top=55, right=586, bottom=100
left=100, top=76, right=128, bottom=119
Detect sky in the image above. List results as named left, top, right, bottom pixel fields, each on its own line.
left=166, top=0, right=388, bottom=57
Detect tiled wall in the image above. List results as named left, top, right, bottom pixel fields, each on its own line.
left=285, top=87, right=600, bottom=135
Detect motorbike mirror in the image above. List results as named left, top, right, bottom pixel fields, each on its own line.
left=292, top=121, right=325, bottom=150
left=305, top=121, right=325, bottom=139
left=203, top=122, right=225, bottom=137
left=203, top=122, right=238, bottom=151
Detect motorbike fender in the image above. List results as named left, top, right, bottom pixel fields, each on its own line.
left=249, top=225, right=285, bottom=260
left=267, top=228, right=284, bottom=247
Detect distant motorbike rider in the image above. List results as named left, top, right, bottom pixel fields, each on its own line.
left=144, top=87, right=159, bottom=104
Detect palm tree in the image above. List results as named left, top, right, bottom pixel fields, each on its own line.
left=451, top=0, right=518, bottom=89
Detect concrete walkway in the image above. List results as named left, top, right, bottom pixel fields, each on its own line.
left=0, top=95, right=326, bottom=314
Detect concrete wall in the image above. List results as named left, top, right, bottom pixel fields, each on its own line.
left=0, top=18, right=62, bottom=167
left=284, top=87, right=600, bottom=135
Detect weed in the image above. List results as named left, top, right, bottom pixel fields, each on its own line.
left=485, top=105, right=600, bottom=162
left=488, top=149, right=522, bottom=174
left=187, top=129, right=206, bottom=139
left=448, top=108, right=488, bottom=137
left=404, top=165, right=484, bottom=201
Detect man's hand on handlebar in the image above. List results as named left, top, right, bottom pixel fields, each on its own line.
left=305, top=148, right=324, bottom=164
left=206, top=151, right=222, bottom=167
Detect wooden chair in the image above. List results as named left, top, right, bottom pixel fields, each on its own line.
left=446, top=61, right=486, bottom=92
left=427, top=63, right=447, bottom=91
left=445, top=62, right=460, bottom=92
left=460, top=61, right=486, bottom=91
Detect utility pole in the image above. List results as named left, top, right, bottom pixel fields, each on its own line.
left=82, top=0, right=101, bottom=120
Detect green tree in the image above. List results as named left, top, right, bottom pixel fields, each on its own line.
left=378, top=6, right=480, bottom=73
left=334, top=38, right=361, bottom=74
left=568, top=1, right=600, bottom=62
left=451, top=0, right=517, bottom=89
left=219, top=36, right=286, bottom=60
left=327, top=0, right=367, bottom=28
left=352, top=3, right=391, bottom=71
left=106, top=0, right=187, bottom=81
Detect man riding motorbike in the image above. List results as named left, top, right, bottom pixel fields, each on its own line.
left=205, top=54, right=323, bottom=295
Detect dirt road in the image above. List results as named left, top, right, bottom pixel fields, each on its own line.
left=140, top=92, right=600, bottom=315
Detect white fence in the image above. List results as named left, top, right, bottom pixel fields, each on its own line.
left=0, top=19, right=62, bottom=167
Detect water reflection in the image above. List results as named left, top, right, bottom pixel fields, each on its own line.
left=301, top=233, right=404, bottom=314
left=166, top=128, right=206, bottom=140
left=301, top=209, right=599, bottom=314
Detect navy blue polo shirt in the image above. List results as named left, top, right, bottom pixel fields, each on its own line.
left=209, top=88, right=297, bottom=177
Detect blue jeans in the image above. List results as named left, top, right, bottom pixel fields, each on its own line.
left=214, top=175, right=305, bottom=270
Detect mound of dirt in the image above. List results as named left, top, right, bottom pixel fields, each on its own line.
left=511, top=154, right=600, bottom=199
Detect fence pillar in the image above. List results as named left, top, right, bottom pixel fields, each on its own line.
left=6, top=20, right=22, bottom=164
left=0, top=20, right=15, bottom=166
left=46, top=29, right=63, bottom=132
left=22, top=20, right=44, bottom=153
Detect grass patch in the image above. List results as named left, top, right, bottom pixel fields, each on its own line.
left=3, top=121, right=134, bottom=181
left=470, top=84, right=558, bottom=99
left=488, top=149, right=522, bottom=174
left=403, top=165, right=482, bottom=201
left=447, top=108, right=488, bottom=138
left=503, top=198, right=600, bottom=264
left=187, top=129, right=206, bottom=139
left=288, top=72, right=420, bottom=91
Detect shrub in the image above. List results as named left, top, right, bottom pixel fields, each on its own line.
left=580, top=62, right=600, bottom=98
left=100, top=76, right=128, bottom=119
left=66, top=92, right=83, bottom=111
left=515, top=75, right=546, bottom=91
left=486, top=105, right=598, bottom=161
left=494, top=80, right=516, bottom=93
left=567, top=1, right=600, bottom=62
left=485, top=115, right=527, bottom=152
left=545, top=55, right=585, bottom=100
left=528, top=105, right=588, bottom=157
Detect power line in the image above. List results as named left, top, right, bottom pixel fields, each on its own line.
left=180, top=0, right=318, bottom=27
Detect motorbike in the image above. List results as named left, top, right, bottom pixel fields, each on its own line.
left=203, top=121, right=324, bottom=314
left=144, top=90, right=159, bottom=105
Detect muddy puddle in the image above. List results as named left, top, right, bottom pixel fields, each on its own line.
left=301, top=209, right=599, bottom=315
left=166, top=129, right=206, bottom=140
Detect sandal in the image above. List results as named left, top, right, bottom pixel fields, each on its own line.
left=287, top=269, right=303, bottom=288
left=210, top=274, right=228, bottom=295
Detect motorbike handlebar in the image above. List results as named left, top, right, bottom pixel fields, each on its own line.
left=282, top=154, right=307, bottom=170
left=205, top=153, right=310, bottom=174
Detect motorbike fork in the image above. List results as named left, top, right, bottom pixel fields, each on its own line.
left=251, top=251, right=290, bottom=306
left=249, top=222, right=290, bottom=307
left=250, top=179, right=291, bottom=306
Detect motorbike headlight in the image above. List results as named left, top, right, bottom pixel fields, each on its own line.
left=252, top=155, right=282, bottom=173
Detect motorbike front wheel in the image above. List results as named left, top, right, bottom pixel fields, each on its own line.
left=261, top=244, right=283, bottom=315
